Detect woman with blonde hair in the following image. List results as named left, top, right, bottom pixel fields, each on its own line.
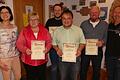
left=105, top=6, right=120, bottom=80
left=16, top=12, right=52, bottom=80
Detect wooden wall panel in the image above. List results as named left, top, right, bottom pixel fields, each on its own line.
left=13, top=0, right=44, bottom=32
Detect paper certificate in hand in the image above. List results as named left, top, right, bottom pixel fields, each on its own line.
left=85, top=39, right=98, bottom=55
left=31, top=40, right=45, bottom=60
left=49, top=27, right=57, bottom=37
left=62, top=43, right=77, bottom=62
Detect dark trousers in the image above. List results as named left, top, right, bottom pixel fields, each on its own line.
left=23, top=63, right=46, bottom=80
left=49, top=48, right=59, bottom=80
left=105, top=56, right=120, bottom=80
left=80, top=49, right=103, bottom=80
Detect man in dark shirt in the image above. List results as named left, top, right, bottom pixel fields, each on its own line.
left=45, top=4, right=63, bottom=80
left=105, top=6, right=120, bottom=80
left=45, top=4, right=63, bottom=29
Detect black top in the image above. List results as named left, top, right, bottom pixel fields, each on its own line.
left=45, top=18, right=62, bottom=30
left=105, top=23, right=120, bottom=57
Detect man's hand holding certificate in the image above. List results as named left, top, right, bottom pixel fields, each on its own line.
left=31, top=40, right=45, bottom=60
left=62, top=43, right=77, bottom=62
left=85, top=39, right=98, bottom=55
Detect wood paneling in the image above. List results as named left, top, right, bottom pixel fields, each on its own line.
left=13, top=0, right=44, bottom=32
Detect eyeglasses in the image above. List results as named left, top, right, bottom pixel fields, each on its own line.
left=1, top=11, right=9, bottom=14
left=29, top=19, right=38, bottom=21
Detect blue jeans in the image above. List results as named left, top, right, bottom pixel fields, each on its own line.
left=80, top=48, right=103, bottom=80
left=105, top=56, right=120, bottom=80
left=58, top=56, right=80, bottom=80
left=49, top=48, right=59, bottom=80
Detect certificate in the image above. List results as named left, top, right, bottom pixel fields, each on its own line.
left=49, top=26, right=57, bottom=37
left=85, top=39, right=98, bottom=55
left=62, top=43, right=77, bottom=62
left=31, top=40, right=45, bottom=60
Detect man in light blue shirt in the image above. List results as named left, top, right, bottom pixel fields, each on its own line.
left=52, top=10, right=86, bottom=80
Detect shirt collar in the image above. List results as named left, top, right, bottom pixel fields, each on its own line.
left=61, top=25, right=74, bottom=30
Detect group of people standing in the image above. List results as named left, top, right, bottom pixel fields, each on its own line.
left=0, top=3, right=120, bottom=80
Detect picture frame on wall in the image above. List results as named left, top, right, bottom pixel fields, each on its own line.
left=80, top=6, right=90, bottom=16
left=25, top=5, right=33, bottom=14
left=79, top=0, right=86, bottom=6
left=90, top=1, right=97, bottom=7
left=49, top=5, right=54, bottom=18
left=72, top=5, right=77, bottom=10
left=98, top=0, right=106, bottom=3
left=100, top=7, right=108, bottom=20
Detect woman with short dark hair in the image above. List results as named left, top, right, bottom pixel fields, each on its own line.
left=0, top=6, right=21, bottom=80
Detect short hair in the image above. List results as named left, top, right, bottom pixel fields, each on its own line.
left=53, top=4, right=63, bottom=11
left=61, top=9, right=73, bottom=18
left=0, top=6, right=13, bottom=22
left=28, top=12, right=39, bottom=20
left=90, top=5, right=100, bottom=12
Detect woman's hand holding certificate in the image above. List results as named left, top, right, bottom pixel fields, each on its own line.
left=26, top=49, right=32, bottom=55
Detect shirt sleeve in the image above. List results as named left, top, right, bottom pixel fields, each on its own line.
left=103, top=22, right=108, bottom=45
left=52, top=30, right=58, bottom=46
left=45, top=30, right=52, bottom=52
left=79, top=28, right=86, bottom=44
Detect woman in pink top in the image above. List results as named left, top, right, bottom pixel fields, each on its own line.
left=16, top=12, right=52, bottom=80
